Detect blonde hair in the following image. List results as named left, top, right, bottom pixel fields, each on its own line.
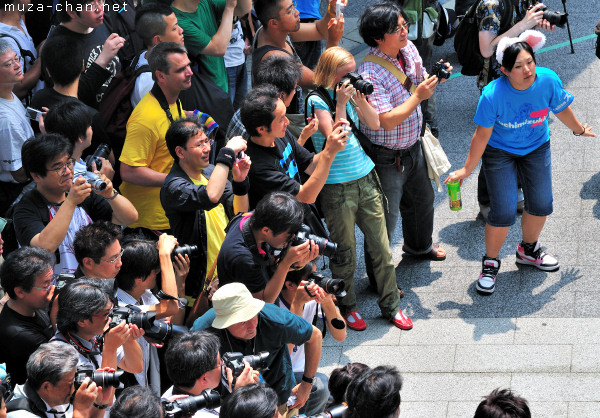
left=313, top=46, right=355, bottom=90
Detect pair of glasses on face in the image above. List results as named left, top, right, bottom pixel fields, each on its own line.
left=192, top=138, right=214, bottom=150
left=391, top=21, right=410, bottom=34
left=48, top=158, right=75, bottom=176
left=32, top=274, right=60, bottom=292
left=2, top=55, right=20, bottom=69
left=102, top=248, right=124, bottom=264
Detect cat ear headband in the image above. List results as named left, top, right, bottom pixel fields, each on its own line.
left=496, top=30, right=546, bottom=65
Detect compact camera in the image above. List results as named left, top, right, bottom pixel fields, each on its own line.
left=74, top=171, right=107, bottom=191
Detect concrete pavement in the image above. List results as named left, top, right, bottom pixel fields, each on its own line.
left=316, top=1, right=600, bottom=416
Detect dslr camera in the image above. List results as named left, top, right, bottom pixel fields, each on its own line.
left=290, top=224, right=338, bottom=260
left=337, top=72, right=374, bottom=95
left=293, top=402, right=347, bottom=418
left=85, top=143, right=111, bottom=172
left=74, top=365, right=125, bottom=389
left=222, top=352, right=269, bottom=378
left=161, top=389, right=221, bottom=418
left=172, top=244, right=199, bottom=260
left=109, top=306, right=188, bottom=342
left=307, top=272, right=346, bottom=298
left=531, top=0, right=568, bottom=28
left=430, top=61, right=451, bottom=80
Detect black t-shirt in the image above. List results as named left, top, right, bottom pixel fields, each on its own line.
left=217, top=214, right=273, bottom=294
left=245, top=133, right=314, bottom=209
left=48, top=25, right=120, bottom=106
left=0, top=305, right=53, bottom=384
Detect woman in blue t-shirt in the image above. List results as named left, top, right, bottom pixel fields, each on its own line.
left=306, top=47, right=412, bottom=332
left=446, top=30, right=595, bottom=295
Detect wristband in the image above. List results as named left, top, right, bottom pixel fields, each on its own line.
left=302, top=374, right=315, bottom=384
left=573, top=126, right=586, bottom=136
left=93, top=403, right=108, bottom=410
left=105, top=189, right=119, bottom=201
left=215, top=147, right=236, bottom=169
left=232, top=178, right=250, bottom=196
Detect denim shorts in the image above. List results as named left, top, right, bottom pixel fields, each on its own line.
left=482, top=140, right=553, bottom=227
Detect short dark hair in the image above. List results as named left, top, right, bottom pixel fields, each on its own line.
left=55, top=0, right=97, bottom=23
left=284, top=261, right=313, bottom=286
left=56, top=281, right=111, bottom=334
left=359, top=2, right=408, bottom=48
left=0, top=247, right=53, bottom=299
left=115, top=238, right=160, bottom=292
left=165, top=331, right=220, bottom=389
left=22, top=133, right=73, bottom=178
left=41, top=35, right=84, bottom=86
left=135, top=3, right=174, bottom=49
left=328, top=362, right=370, bottom=404
left=474, top=388, right=531, bottom=418
left=240, top=84, right=280, bottom=137
left=500, top=42, right=536, bottom=72
left=254, top=55, right=302, bottom=96
left=345, top=365, right=403, bottom=418
left=220, top=383, right=279, bottom=418
left=73, top=221, right=123, bottom=265
left=148, top=42, right=188, bottom=82
left=253, top=0, right=283, bottom=25
left=165, top=118, right=206, bottom=162
left=44, top=101, right=93, bottom=146
left=251, top=191, right=304, bottom=236
left=110, top=385, right=163, bottom=418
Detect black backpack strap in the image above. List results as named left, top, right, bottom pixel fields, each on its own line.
left=499, top=0, right=514, bottom=34
left=304, top=86, right=337, bottom=149
left=150, top=82, right=183, bottom=124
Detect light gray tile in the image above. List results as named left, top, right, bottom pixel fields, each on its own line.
left=342, top=344, right=456, bottom=373
left=514, top=318, right=600, bottom=344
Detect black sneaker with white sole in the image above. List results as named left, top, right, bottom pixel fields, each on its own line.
left=477, top=256, right=500, bottom=295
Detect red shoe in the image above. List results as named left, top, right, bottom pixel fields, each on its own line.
left=344, top=311, right=367, bottom=331
left=391, top=309, right=413, bottom=330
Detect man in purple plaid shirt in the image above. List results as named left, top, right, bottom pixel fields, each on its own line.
left=358, top=2, right=450, bottom=268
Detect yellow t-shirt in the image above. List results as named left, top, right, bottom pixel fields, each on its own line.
left=120, top=92, right=183, bottom=230
left=191, top=175, right=228, bottom=274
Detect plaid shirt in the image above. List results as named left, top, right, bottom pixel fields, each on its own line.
left=358, top=43, right=425, bottom=150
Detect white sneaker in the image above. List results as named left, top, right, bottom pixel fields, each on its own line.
left=477, top=256, right=500, bottom=294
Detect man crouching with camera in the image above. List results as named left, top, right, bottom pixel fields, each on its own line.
left=5, top=341, right=114, bottom=418
left=217, top=192, right=320, bottom=304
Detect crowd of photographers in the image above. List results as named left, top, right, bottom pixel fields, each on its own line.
left=0, top=0, right=568, bottom=416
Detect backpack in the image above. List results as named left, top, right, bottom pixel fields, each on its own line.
left=397, top=0, right=440, bottom=42
left=453, top=0, right=513, bottom=76
left=98, top=53, right=150, bottom=159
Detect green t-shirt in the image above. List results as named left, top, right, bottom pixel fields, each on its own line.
left=173, top=0, right=229, bottom=93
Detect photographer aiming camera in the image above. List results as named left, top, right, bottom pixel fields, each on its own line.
left=217, top=192, right=319, bottom=304
left=114, top=234, right=186, bottom=393
left=163, top=331, right=259, bottom=416
left=277, top=263, right=346, bottom=415
left=5, top=341, right=113, bottom=418
left=52, top=281, right=144, bottom=408
left=0, top=248, right=54, bottom=385
left=192, top=283, right=323, bottom=417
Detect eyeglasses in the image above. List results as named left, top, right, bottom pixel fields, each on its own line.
left=48, top=158, right=75, bottom=176
left=32, top=274, right=59, bottom=291
left=92, top=308, right=113, bottom=320
left=101, top=248, right=124, bottom=264
left=192, top=138, right=214, bottom=149
left=391, top=21, right=410, bottom=34
left=1, top=55, right=20, bottom=69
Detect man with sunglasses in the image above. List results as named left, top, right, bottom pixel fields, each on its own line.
left=0, top=247, right=54, bottom=385
left=12, top=133, right=138, bottom=275
left=161, top=117, right=250, bottom=302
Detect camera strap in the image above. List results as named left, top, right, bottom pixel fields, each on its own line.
left=150, top=82, right=183, bottom=124
left=56, top=332, right=102, bottom=369
left=362, top=55, right=417, bottom=94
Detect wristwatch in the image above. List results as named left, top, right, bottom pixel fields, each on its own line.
left=301, top=374, right=315, bottom=384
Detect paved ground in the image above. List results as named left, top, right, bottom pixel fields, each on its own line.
left=315, top=1, right=600, bottom=416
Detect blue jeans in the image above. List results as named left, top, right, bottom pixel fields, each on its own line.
left=294, top=371, right=329, bottom=416
left=226, top=60, right=248, bottom=111
left=369, top=140, right=435, bottom=254
left=483, top=141, right=553, bottom=227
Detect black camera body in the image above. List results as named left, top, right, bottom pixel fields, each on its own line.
left=172, top=244, right=199, bottom=260
left=85, top=143, right=111, bottom=172
left=308, top=272, right=346, bottom=298
left=290, top=224, right=338, bottom=260
left=337, top=72, right=374, bottom=95
left=74, top=365, right=124, bottom=389
left=222, top=351, right=269, bottom=378
left=109, top=306, right=189, bottom=342
left=538, top=4, right=568, bottom=28
left=430, top=61, right=451, bottom=80
left=54, top=273, right=76, bottom=294
left=161, top=389, right=221, bottom=418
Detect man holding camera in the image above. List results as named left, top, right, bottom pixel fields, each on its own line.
left=12, top=134, right=138, bottom=274
left=217, top=192, right=318, bottom=304
left=192, top=282, right=323, bottom=417
left=6, top=341, right=112, bottom=418
left=161, top=117, right=250, bottom=301
left=357, top=3, right=449, bottom=266
left=0, top=248, right=54, bottom=385
left=162, top=330, right=259, bottom=416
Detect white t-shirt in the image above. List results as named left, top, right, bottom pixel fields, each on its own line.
left=131, top=51, right=154, bottom=109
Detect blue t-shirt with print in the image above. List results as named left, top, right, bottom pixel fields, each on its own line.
left=474, top=66, right=573, bottom=156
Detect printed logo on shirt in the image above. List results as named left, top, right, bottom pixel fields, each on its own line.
left=279, top=143, right=299, bottom=179
left=497, top=107, right=549, bottom=129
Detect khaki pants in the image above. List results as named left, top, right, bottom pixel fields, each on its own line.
left=278, top=402, right=299, bottom=418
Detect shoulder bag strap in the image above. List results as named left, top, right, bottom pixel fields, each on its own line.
left=361, top=54, right=417, bottom=94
